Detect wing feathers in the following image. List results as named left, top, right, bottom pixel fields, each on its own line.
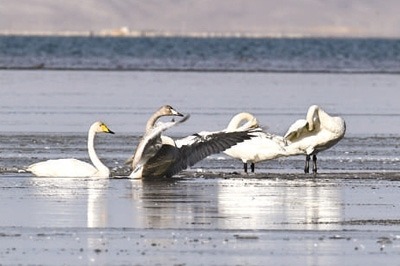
left=177, top=129, right=258, bottom=171
left=130, top=115, right=190, bottom=168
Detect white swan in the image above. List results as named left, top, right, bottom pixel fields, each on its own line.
left=284, top=105, right=346, bottom=173
left=27, top=121, right=114, bottom=177
left=223, top=112, right=289, bottom=173
left=127, top=107, right=258, bottom=178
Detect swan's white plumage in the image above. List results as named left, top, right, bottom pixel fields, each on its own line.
left=28, top=159, right=98, bottom=177
left=128, top=106, right=258, bottom=179
left=284, top=105, right=346, bottom=155
left=223, top=112, right=289, bottom=173
left=283, top=105, right=346, bottom=173
left=27, top=121, right=114, bottom=177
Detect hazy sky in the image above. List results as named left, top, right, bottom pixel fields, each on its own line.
left=1, top=0, right=400, bottom=37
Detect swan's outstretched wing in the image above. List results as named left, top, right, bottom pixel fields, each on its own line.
left=284, top=119, right=308, bottom=141
left=165, top=129, right=258, bottom=177
left=129, top=115, right=190, bottom=170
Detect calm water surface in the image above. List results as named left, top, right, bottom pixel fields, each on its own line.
left=1, top=70, right=400, bottom=135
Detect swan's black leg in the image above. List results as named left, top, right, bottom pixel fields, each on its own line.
left=251, top=163, right=255, bottom=173
left=312, top=155, right=318, bottom=174
left=304, top=155, right=310, bottom=173
left=244, top=163, right=248, bottom=173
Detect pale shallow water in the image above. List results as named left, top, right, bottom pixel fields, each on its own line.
left=1, top=70, right=400, bottom=135
left=1, top=70, right=400, bottom=265
left=1, top=175, right=400, bottom=265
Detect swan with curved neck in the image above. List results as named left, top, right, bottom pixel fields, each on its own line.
left=284, top=105, right=346, bottom=173
left=128, top=106, right=258, bottom=178
left=27, top=121, right=114, bottom=177
left=127, top=105, right=184, bottom=169
left=145, top=105, right=183, bottom=131
left=224, top=112, right=289, bottom=173
left=226, top=112, right=259, bottom=132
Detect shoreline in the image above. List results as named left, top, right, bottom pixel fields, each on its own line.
left=2, top=66, right=400, bottom=75
left=2, top=31, right=400, bottom=39
left=2, top=170, right=400, bottom=180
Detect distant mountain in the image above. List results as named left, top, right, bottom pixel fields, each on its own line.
left=1, top=0, right=400, bottom=37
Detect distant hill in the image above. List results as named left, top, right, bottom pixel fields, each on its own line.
left=1, top=0, right=400, bottom=37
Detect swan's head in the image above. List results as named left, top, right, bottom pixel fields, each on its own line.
left=92, top=121, right=115, bottom=134
left=160, top=105, right=184, bottom=117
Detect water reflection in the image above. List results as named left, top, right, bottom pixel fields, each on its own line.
left=129, top=179, right=220, bottom=229
left=216, top=179, right=343, bottom=230
left=27, top=177, right=87, bottom=227
left=87, top=179, right=109, bottom=228
left=8, top=175, right=395, bottom=231
left=0, top=176, right=344, bottom=230
left=127, top=178, right=343, bottom=230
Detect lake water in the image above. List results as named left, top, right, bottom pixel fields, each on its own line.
left=1, top=36, right=400, bottom=72
left=1, top=36, right=400, bottom=265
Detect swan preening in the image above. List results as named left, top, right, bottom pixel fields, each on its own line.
left=223, top=105, right=345, bottom=174
left=27, top=121, right=114, bottom=178
left=25, top=104, right=345, bottom=178
left=224, top=112, right=289, bottom=173
left=283, top=104, right=346, bottom=173
left=127, top=105, right=260, bottom=178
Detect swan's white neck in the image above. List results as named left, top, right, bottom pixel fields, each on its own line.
left=146, top=108, right=167, bottom=132
left=226, top=112, right=258, bottom=131
left=306, top=105, right=320, bottom=131
left=88, top=127, right=109, bottom=176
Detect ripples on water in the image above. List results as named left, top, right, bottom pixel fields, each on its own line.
left=1, top=36, right=400, bottom=72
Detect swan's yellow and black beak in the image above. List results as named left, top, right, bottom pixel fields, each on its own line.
left=101, top=123, right=115, bottom=134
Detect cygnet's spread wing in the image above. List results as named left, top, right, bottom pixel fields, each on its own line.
left=169, top=129, right=257, bottom=176
left=129, top=115, right=190, bottom=169
left=141, top=144, right=181, bottom=177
